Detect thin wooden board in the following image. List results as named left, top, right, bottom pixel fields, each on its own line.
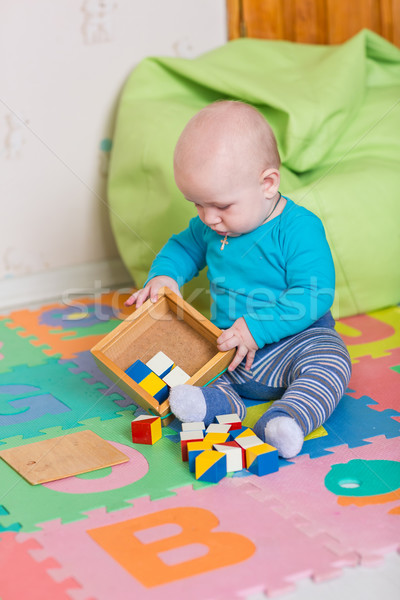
left=0, top=430, right=129, bottom=485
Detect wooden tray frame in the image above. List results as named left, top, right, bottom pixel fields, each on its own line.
left=91, top=288, right=235, bottom=426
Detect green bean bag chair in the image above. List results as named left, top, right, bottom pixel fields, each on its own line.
left=108, top=29, right=400, bottom=318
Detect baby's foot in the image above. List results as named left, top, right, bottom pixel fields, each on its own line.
left=169, top=385, right=207, bottom=423
left=169, top=384, right=246, bottom=426
left=264, top=416, right=304, bottom=458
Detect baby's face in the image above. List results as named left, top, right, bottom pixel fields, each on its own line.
left=175, top=161, right=273, bottom=237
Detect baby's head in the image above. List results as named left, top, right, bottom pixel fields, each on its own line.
left=174, top=100, right=281, bottom=236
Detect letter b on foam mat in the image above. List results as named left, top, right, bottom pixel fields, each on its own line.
left=87, top=507, right=255, bottom=586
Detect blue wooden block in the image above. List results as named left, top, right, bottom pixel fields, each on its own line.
left=195, top=450, right=227, bottom=483
left=188, top=449, right=204, bottom=473
left=125, top=360, right=152, bottom=384
left=230, top=427, right=252, bottom=440
left=247, top=443, right=279, bottom=476
left=153, top=383, right=169, bottom=403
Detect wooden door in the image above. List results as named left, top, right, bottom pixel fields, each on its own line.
left=227, top=0, right=400, bottom=46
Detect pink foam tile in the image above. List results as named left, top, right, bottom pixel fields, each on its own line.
left=43, top=441, right=149, bottom=494
left=233, top=435, right=400, bottom=565
left=348, top=348, right=400, bottom=413
left=0, top=532, right=83, bottom=600
left=17, top=481, right=356, bottom=600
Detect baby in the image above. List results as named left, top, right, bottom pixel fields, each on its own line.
left=125, top=100, right=352, bottom=458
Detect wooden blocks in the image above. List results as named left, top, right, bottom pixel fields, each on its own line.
left=246, top=443, right=279, bottom=476
left=131, top=415, right=162, bottom=445
left=180, top=430, right=204, bottom=461
left=179, top=413, right=279, bottom=480
left=195, top=450, right=227, bottom=483
left=181, top=423, right=207, bottom=463
left=236, top=434, right=265, bottom=467
left=125, top=359, right=168, bottom=404
left=125, top=352, right=188, bottom=406
left=91, top=287, right=235, bottom=426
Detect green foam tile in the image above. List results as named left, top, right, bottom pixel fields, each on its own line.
left=0, top=319, right=50, bottom=373
left=0, top=411, right=210, bottom=532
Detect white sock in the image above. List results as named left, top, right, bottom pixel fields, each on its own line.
left=265, top=416, right=304, bottom=459
left=169, top=384, right=207, bottom=423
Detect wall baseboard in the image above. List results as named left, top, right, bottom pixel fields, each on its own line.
left=0, top=258, right=134, bottom=314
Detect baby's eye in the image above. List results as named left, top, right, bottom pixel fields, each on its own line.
left=219, top=205, right=231, bottom=211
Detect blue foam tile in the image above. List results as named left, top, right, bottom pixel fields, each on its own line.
left=301, top=393, right=400, bottom=459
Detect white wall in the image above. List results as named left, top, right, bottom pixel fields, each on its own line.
left=0, top=0, right=227, bottom=308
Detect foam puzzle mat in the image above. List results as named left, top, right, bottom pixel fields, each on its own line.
left=0, top=294, right=399, bottom=599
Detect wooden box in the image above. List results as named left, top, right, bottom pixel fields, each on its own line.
left=91, top=288, right=235, bottom=426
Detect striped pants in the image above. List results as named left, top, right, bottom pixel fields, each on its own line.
left=205, top=327, right=352, bottom=436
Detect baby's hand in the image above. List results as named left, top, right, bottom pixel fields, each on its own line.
left=217, top=317, right=258, bottom=372
left=124, top=276, right=182, bottom=308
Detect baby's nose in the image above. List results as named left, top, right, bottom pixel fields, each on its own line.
left=204, top=209, right=221, bottom=225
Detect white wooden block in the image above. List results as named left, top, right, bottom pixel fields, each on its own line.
left=206, top=423, right=231, bottom=434
left=180, top=431, right=204, bottom=441
left=214, top=443, right=243, bottom=472
left=163, top=366, right=190, bottom=387
left=216, top=414, right=242, bottom=425
left=182, top=422, right=205, bottom=432
left=146, top=351, right=174, bottom=378
left=236, top=435, right=264, bottom=450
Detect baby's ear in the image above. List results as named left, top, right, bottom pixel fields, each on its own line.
left=261, top=168, right=280, bottom=198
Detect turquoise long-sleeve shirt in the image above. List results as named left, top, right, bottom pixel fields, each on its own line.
left=146, top=198, right=336, bottom=347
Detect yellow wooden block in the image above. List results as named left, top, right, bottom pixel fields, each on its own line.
left=131, top=415, right=162, bottom=444
left=187, top=440, right=213, bottom=452
left=203, top=432, right=230, bottom=446
left=195, top=450, right=226, bottom=478
left=150, top=417, right=162, bottom=443
left=246, top=442, right=279, bottom=475
left=246, top=443, right=276, bottom=468
left=139, top=372, right=165, bottom=396
left=236, top=428, right=255, bottom=439
left=187, top=441, right=213, bottom=472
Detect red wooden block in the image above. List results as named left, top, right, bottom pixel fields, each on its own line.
left=131, top=415, right=162, bottom=445
left=180, top=431, right=204, bottom=461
